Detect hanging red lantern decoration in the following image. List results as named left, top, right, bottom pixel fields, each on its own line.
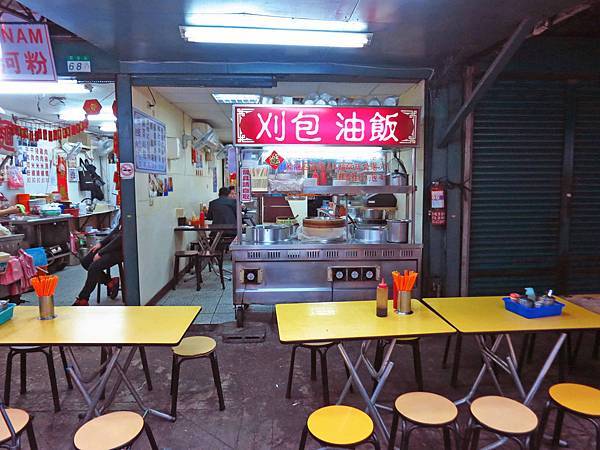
left=83, top=99, right=102, bottom=115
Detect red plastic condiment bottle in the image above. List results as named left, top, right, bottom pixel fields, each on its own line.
left=376, top=278, right=388, bottom=317
left=199, top=211, right=205, bottom=227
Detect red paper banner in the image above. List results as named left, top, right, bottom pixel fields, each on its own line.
left=234, top=106, right=419, bottom=147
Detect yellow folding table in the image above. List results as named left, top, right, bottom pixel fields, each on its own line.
left=423, top=296, right=600, bottom=403
left=276, top=299, right=455, bottom=443
left=0, top=305, right=200, bottom=423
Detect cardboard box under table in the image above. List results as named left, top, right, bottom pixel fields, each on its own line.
left=276, top=299, right=455, bottom=444
left=0, top=306, right=200, bottom=423
left=422, top=297, right=600, bottom=407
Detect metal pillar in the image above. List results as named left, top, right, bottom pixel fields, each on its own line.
left=116, top=74, right=140, bottom=305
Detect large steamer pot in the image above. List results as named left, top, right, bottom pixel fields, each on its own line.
left=386, top=219, right=410, bottom=243
left=302, top=217, right=346, bottom=240
left=243, top=224, right=291, bottom=243
left=353, top=225, right=387, bottom=243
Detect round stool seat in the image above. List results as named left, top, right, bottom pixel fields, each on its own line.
left=549, top=383, right=600, bottom=417
left=175, top=250, right=199, bottom=257
left=74, top=411, right=144, bottom=450
left=471, top=396, right=538, bottom=435
left=302, top=342, right=333, bottom=347
left=307, top=405, right=373, bottom=446
left=172, top=336, right=216, bottom=357
left=0, top=409, right=30, bottom=443
left=395, top=392, right=457, bottom=426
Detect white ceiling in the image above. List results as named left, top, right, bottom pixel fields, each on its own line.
left=155, top=81, right=416, bottom=142
left=0, top=83, right=115, bottom=132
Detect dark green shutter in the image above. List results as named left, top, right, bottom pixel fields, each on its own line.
left=469, top=81, right=565, bottom=295
left=567, top=85, right=600, bottom=292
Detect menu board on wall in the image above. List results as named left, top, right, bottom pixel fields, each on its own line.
left=16, top=141, right=57, bottom=193
left=133, top=109, right=167, bottom=174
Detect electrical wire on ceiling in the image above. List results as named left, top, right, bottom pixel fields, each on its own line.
left=147, top=87, right=157, bottom=107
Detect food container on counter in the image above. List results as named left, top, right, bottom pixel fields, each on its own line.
left=353, top=225, right=387, bottom=243
left=242, top=224, right=292, bottom=243
left=386, top=219, right=410, bottom=243
left=302, top=217, right=346, bottom=241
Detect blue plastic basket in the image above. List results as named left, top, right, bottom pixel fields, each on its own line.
left=0, top=303, right=16, bottom=326
left=24, top=247, right=48, bottom=267
left=503, top=297, right=564, bottom=319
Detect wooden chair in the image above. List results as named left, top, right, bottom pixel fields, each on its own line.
left=538, top=383, right=600, bottom=450
left=73, top=411, right=158, bottom=450
left=463, top=396, right=538, bottom=450
left=0, top=405, right=37, bottom=450
left=299, top=405, right=380, bottom=449
left=388, top=392, right=460, bottom=450
left=285, top=342, right=352, bottom=406
left=172, top=250, right=201, bottom=290
left=4, top=346, right=71, bottom=413
left=170, top=336, right=225, bottom=418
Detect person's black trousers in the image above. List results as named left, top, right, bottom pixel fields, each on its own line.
left=78, top=250, right=123, bottom=300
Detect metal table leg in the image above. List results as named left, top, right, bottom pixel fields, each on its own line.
left=337, top=340, right=397, bottom=444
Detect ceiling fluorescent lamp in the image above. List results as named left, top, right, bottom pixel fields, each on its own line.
left=99, top=122, right=117, bottom=133
left=187, top=14, right=367, bottom=32
left=0, top=79, right=89, bottom=95
left=180, top=26, right=371, bottom=48
left=59, top=111, right=116, bottom=122
left=212, top=93, right=261, bottom=104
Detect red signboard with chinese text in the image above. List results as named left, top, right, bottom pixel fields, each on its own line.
left=0, top=23, right=57, bottom=81
left=234, top=105, right=418, bottom=147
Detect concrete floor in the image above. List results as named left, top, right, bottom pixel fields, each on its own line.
left=1, top=310, right=599, bottom=449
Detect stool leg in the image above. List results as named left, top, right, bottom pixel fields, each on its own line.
left=590, top=418, right=600, bottom=450
left=139, top=347, right=153, bottom=391
left=143, top=422, right=159, bottom=450
left=210, top=353, right=226, bottom=411
left=462, top=420, right=474, bottom=450
left=286, top=346, right=298, bottom=399
left=451, top=334, right=462, bottom=387
left=26, top=418, right=38, bottom=450
left=299, top=424, right=309, bottom=450
left=443, top=427, right=452, bottom=450
left=318, top=349, right=330, bottom=405
left=594, top=330, right=600, bottom=360
left=19, top=352, right=26, bottom=395
left=518, top=334, right=531, bottom=375
left=195, top=255, right=202, bottom=291
left=451, top=422, right=461, bottom=450
left=4, top=350, right=14, bottom=405
left=412, top=340, right=424, bottom=391
left=537, top=400, right=553, bottom=446
left=218, top=253, right=225, bottom=290
left=569, top=331, right=584, bottom=368
left=399, top=418, right=409, bottom=450
left=551, top=409, right=565, bottom=448
left=369, top=435, right=381, bottom=450
left=173, top=256, right=180, bottom=290
left=170, top=357, right=181, bottom=418
left=442, top=335, right=452, bottom=368
left=468, top=427, right=480, bottom=450
left=58, top=347, right=72, bottom=390
left=388, top=410, right=400, bottom=450
left=527, top=333, right=536, bottom=363
left=310, top=349, right=317, bottom=381
left=44, top=348, right=61, bottom=413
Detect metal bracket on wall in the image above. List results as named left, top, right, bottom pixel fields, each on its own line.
left=437, top=18, right=535, bottom=148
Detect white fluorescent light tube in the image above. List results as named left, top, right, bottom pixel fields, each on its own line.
left=212, top=94, right=261, bottom=104
left=180, top=26, right=371, bottom=48
left=187, top=14, right=367, bottom=32
left=262, top=146, right=383, bottom=161
left=99, top=122, right=117, bottom=132
left=60, top=111, right=116, bottom=122
left=0, top=79, right=89, bottom=95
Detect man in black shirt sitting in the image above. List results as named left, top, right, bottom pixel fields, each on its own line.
left=207, top=187, right=237, bottom=226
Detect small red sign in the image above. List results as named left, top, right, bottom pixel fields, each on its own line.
left=234, top=106, right=418, bottom=147
left=83, top=99, right=102, bottom=115
left=265, top=150, right=284, bottom=170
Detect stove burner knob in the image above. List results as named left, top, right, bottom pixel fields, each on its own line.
left=364, top=270, right=375, bottom=280
left=246, top=272, right=256, bottom=282
left=335, top=270, right=345, bottom=280
left=350, top=270, right=360, bottom=280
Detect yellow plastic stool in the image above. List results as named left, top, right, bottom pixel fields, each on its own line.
left=73, top=411, right=158, bottom=450
left=299, top=405, right=380, bottom=449
left=538, top=383, right=600, bottom=449
left=388, top=392, right=460, bottom=450
left=0, top=407, right=37, bottom=449
left=170, top=336, right=225, bottom=418
left=464, top=396, right=538, bottom=450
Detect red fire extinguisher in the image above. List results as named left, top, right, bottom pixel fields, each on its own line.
left=429, top=182, right=446, bottom=226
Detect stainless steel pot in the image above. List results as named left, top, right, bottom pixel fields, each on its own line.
left=354, top=225, right=387, bottom=243
left=361, top=208, right=386, bottom=221
left=386, top=219, right=410, bottom=243
left=243, top=224, right=291, bottom=243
